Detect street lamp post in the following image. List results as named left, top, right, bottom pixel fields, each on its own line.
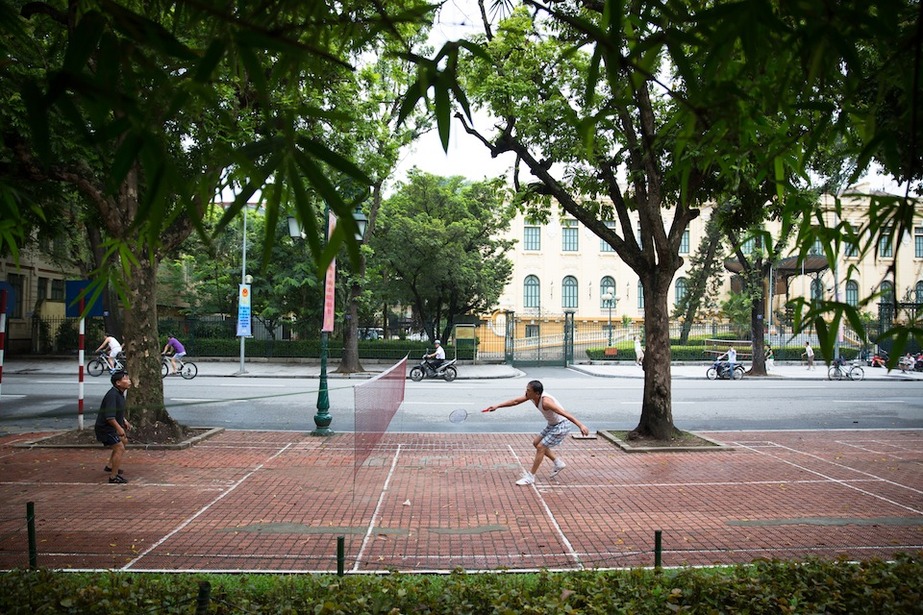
left=288, top=207, right=368, bottom=436
left=602, top=291, right=614, bottom=346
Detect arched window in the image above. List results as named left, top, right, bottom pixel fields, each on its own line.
left=524, top=275, right=540, bottom=309
left=675, top=277, right=687, bottom=305
left=562, top=276, right=578, bottom=309
left=881, top=280, right=894, bottom=304
left=637, top=280, right=645, bottom=309
left=845, top=280, right=859, bottom=307
left=916, top=280, right=923, bottom=303
left=600, top=276, right=616, bottom=308
left=811, top=278, right=824, bottom=302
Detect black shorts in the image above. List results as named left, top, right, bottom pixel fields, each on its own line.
left=96, top=429, right=121, bottom=447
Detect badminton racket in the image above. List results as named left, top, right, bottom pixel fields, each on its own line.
left=448, top=408, right=469, bottom=423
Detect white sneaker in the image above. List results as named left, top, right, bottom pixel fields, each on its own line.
left=515, top=472, right=535, bottom=486
left=550, top=460, right=566, bottom=477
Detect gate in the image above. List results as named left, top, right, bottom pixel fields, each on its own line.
left=501, top=310, right=575, bottom=367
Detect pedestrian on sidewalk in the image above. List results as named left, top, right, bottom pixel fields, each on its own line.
left=803, top=341, right=815, bottom=370
left=483, top=380, right=590, bottom=486
left=95, top=370, right=133, bottom=484
left=634, top=335, right=644, bottom=366
left=765, top=344, right=775, bottom=371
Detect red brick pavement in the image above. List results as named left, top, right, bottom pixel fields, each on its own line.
left=0, top=429, right=920, bottom=572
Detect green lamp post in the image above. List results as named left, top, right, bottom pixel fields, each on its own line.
left=288, top=207, right=368, bottom=436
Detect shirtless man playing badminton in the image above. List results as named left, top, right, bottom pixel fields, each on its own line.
left=483, top=380, right=590, bottom=485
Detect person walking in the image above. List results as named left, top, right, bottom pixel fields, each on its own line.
left=162, top=334, right=187, bottom=375
left=483, top=380, right=590, bottom=485
left=764, top=344, right=775, bottom=371
left=94, top=333, right=122, bottom=371
left=634, top=335, right=644, bottom=366
left=803, top=341, right=815, bottom=370
left=95, top=370, right=133, bottom=484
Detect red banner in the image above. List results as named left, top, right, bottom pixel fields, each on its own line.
left=322, top=217, right=337, bottom=332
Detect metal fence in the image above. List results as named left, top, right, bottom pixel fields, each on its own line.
left=14, top=314, right=870, bottom=362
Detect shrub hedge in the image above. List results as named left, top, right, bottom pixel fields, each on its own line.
left=190, top=339, right=475, bottom=361
left=1, top=555, right=920, bottom=614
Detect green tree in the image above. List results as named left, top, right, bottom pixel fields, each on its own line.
left=334, top=43, right=434, bottom=373
left=448, top=5, right=727, bottom=439
left=0, top=0, right=433, bottom=431
left=672, top=215, right=724, bottom=345
left=371, top=171, right=514, bottom=343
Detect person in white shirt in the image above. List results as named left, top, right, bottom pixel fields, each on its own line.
left=95, top=333, right=123, bottom=371
left=424, top=339, right=446, bottom=370
left=484, top=380, right=590, bottom=485
left=718, top=347, right=737, bottom=377
left=803, top=341, right=815, bottom=370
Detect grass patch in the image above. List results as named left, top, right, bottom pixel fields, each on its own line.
left=2, top=556, right=921, bottom=613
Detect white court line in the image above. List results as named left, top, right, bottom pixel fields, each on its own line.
left=122, top=442, right=293, bottom=570
left=509, top=444, right=583, bottom=569
left=353, top=444, right=402, bottom=572
left=0, top=394, right=26, bottom=398
left=836, top=440, right=910, bottom=458
left=734, top=442, right=923, bottom=514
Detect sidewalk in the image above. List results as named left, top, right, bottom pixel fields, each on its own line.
left=3, top=357, right=922, bottom=381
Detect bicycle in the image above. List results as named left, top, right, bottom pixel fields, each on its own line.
left=827, top=359, right=864, bottom=381
left=87, top=351, right=126, bottom=377
left=161, top=354, right=198, bottom=379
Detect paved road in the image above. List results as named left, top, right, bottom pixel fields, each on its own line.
left=1, top=359, right=921, bottom=434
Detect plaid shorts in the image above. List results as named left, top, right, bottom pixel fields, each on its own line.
left=539, top=421, right=571, bottom=448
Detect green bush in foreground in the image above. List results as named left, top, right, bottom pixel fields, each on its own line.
left=1, top=555, right=921, bottom=614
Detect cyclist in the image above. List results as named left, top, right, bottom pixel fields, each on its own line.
left=162, top=334, right=187, bottom=375
left=94, top=333, right=123, bottom=372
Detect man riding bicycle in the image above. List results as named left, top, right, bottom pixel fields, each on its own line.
left=162, top=334, right=187, bottom=375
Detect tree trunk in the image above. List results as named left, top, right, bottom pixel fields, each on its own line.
left=336, top=278, right=364, bottom=373
left=122, top=249, right=178, bottom=432
left=631, top=272, right=678, bottom=440
left=749, top=292, right=767, bottom=376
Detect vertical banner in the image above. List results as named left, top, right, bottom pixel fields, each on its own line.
left=237, top=284, right=252, bottom=337
left=322, top=217, right=337, bottom=332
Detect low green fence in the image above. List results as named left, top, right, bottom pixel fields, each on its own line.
left=193, top=338, right=473, bottom=361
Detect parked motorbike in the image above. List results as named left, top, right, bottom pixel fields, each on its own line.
left=706, top=360, right=745, bottom=380
left=409, top=355, right=458, bottom=382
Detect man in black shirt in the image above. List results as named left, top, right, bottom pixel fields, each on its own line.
left=95, top=370, right=133, bottom=484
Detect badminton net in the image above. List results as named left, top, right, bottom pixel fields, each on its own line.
left=353, top=355, right=407, bottom=474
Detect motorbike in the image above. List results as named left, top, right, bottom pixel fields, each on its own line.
left=706, top=360, right=745, bottom=380
left=409, top=355, right=458, bottom=382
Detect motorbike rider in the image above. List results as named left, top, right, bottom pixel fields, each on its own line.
left=424, top=340, right=446, bottom=372
left=717, top=347, right=737, bottom=377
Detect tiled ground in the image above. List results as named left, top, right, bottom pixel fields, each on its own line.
left=0, top=430, right=920, bottom=572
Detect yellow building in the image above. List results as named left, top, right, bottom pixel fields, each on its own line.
left=475, top=187, right=922, bottom=361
